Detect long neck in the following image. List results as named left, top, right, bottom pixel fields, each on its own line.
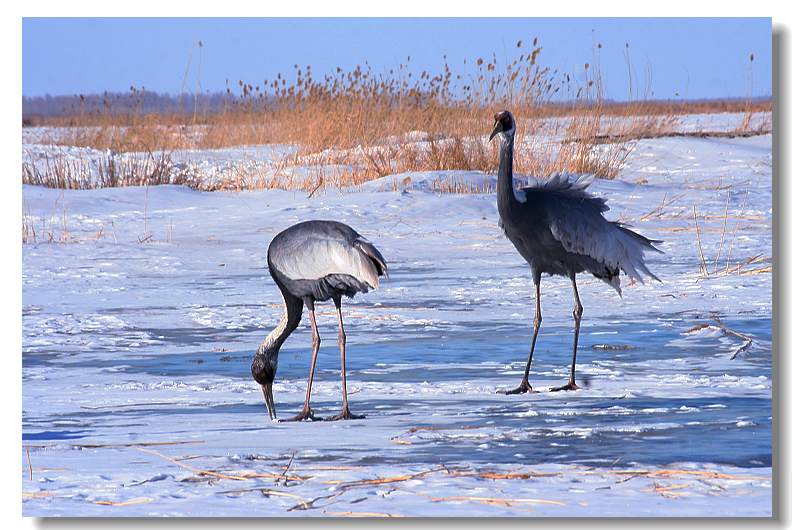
left=256, top=290, right=303, bottom=359
left=496, top=134, right=517, bottom=220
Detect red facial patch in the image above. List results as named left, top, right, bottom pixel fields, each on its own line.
left=494, top=111, right=513, bottom=131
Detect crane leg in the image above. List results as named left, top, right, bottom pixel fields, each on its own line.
left=498, top=279, right=541, bottom=395
left=286, top=301, right=322, bottom=421
left=328, top=297, right=364, bottom=420
left=551, top=275, right=582, bottom=392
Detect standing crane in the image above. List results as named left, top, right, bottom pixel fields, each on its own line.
left=251, top=220, right=388, bottom=421
left=489, top=110, right=661, bottom=394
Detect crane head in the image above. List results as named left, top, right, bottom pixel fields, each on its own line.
left=252, top=351, right=278, bottom=421
left=489, top=110, right=515, bottom=141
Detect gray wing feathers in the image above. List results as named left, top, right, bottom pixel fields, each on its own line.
left=355, top=238, right=389, bottom=279
left=274, top=236, right=382, bottom=289
left=539, top=177, right=661, bottom=284
left=548, top=209, right=660, bottom=284
left=542, top=172, right=596, bottom=192
left=270, top=221, right=387, bottom=290
left=520, top=173, right=610, bottom=213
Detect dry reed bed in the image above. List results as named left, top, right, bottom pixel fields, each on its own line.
left=22, top=107, right=770, bottom=191
left=24, top=108, right=760, bottom=193
left=23, top=149, right=175, bottom=189
left=22, top=40, right=772, bottom=191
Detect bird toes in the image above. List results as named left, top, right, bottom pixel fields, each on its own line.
left=283, top=407, right=323, bottom=422
left=497, top=382, right=537, bottom=395
left=327, top=409, right=365, bottom=421
left=549, top=382, right=581, bottom=392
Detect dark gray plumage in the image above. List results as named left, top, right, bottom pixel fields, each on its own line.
left=489, top=110, right=661, bottom=394
left=252, top=220, right=388, bottom=421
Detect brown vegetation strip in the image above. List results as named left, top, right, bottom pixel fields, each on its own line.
left=22, top=40, right=772, bottom=191
left=608, top=468, right=767, bottom=481
left=568, top=127, right=771, bottom=145
left=22, top=491, right=56, bottom=499
left=75, top=440, right=205, bottom=449
left=26, top=447, right=33, bottom=481
left=321, top=467, right=444, bottom=487
left=290, top=467, right=448, bottom=512
left=465, top=470, right=559, bottom=480
left=135, top=446, right=249, bottom=482
left=131, top=445, right=312, bottom=484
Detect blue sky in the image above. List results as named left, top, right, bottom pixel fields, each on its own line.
left=22, top=18, right=772, bottom=100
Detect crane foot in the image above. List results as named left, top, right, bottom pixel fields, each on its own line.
left=497, top=380, right=537, bottom=395
left=327, top=406, right=365, bottom=421
left=283, top=407, right=322, bottom=422
left=550, top=381, right=580, bottom=392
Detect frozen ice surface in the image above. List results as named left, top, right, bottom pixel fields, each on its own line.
left=22, top=125, right=772, bottom=516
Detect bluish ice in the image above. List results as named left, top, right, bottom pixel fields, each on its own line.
left=22, top=125, right=772, bottom=516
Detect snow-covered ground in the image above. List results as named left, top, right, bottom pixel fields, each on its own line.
left=22, top=119, right=772, bottom=516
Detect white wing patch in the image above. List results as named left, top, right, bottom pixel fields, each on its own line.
left=275, top=236, right=380, bottom=289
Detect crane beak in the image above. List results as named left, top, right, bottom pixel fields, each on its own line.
left=488, top=122, right=503, bottom=142
left=262, top=383, right=277, bottom=421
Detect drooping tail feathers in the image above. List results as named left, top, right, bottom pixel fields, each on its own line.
left=615, top=224, right=662, bottom=283
left=355, top=237, right=389, bottom=279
